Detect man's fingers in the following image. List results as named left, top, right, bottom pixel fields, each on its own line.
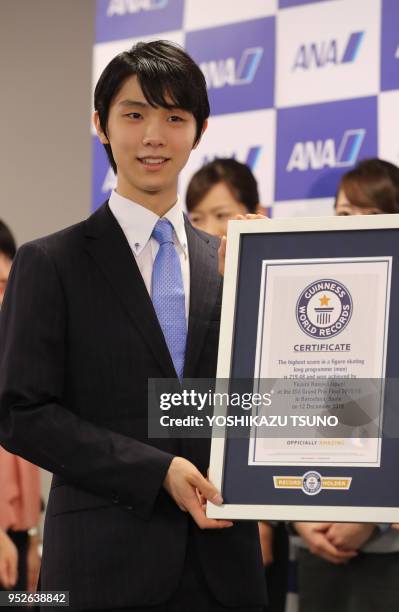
left=196, top=487, right=206, bottom=506
left=193, top=506, right=233, bottom=530
left=184, top=486, right=233, bottom=529
left=232, top=213, right=266, bottom=222
left=218, top=236, right=227, bottom=276
left=193, top=472, right=223, bottom=505
left=219, top=236, right=226, bottom=256
left=164, top=457, right=231, bottom=528
left=184, top=495, right=233, bottom=530
left=244, top=213, right=266, bottom=220
left=218, top=213, right=266, bottom=277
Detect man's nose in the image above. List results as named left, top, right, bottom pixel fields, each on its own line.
left=142, top=120, right=166, bottom=147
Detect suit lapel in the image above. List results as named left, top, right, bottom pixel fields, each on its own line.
left=84, top=203, right=176, bottom=378
left=184, top=219, right=222, bottom=378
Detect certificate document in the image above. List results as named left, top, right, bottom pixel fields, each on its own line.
left=249, top=257, right=391, bottom=468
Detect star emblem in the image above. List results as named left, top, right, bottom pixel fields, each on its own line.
left=319, top=294, right=330, bottom=306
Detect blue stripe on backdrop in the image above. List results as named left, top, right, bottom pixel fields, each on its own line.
left=381, top=0, right=399, bottom=91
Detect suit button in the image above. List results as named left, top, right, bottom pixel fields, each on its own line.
left=127, top=506, right=133, bottom=510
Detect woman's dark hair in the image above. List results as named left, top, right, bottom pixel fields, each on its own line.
left=186, top=158, right=259, bottom=214
left=94, top=40, right=210, bottom=174
left=0, top=220, right=16, bottom=260
left=336, top=158, right=399, bottom=213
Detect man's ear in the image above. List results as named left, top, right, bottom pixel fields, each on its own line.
left=93, top=111, right=109, bottom=144
left=193, top=120, right=208, bottom=150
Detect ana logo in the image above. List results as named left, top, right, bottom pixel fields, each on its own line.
left=200, top=47, right=264, bottom=89
left=107, top=0, right=167, bottom=16
left=287, top=129, right=365, bottom=172
left=302, top=471, right=322, bottom=496
left=293, top=31, right=364, bottom=70
left=296, top=279, right=353, bottom=339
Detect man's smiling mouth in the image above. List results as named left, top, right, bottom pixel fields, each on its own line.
left=138, top=157, right=170, bottom=166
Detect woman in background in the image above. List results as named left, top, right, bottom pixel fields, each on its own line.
left=335, top=157, right=399, bottom=216
left=295, top=158, right=399, bottom=612
left=186, top=159, right=288, bottom=612
left=186, top=157, right=262, bottom=236
left=0, top=220, right=41, bottom=594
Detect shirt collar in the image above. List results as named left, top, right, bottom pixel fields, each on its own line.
left=108, top=190, right=187, bottom=256
left=162, top=197, right=188, bottom=256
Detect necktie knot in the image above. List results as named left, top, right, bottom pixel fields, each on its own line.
left=152, top=219, right=174, bottom=245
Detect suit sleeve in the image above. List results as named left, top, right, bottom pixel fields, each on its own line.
left=0, top=242, right=174, bottom=519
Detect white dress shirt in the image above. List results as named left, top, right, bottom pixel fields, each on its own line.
left=108, top=190, right=190, bottom=321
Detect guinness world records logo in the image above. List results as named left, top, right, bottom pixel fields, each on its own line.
left=296, top=279, right=353, bottom=339
left=302, top=471, right=322, bottom=496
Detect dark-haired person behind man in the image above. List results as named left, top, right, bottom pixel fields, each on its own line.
left=186, top=158, right=261, bottom=236
left=0, top=41, right=266, bottom=611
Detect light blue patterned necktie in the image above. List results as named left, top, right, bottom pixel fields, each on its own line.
left=151, top=218, right=187, bottom=379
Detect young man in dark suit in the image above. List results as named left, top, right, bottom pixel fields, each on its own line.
left=0, top=41, right=266, bottom=611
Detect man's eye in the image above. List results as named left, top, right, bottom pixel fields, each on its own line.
left=126, top=112, right=142, bottom=119
left=168, top=115, right=184, bottom=122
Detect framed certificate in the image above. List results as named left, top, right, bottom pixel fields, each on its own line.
left=208, top=214, right=399, bottom=522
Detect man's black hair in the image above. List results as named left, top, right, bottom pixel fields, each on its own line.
left=94, top=40, right=210, bottom=174
left=0, top=220, right=16, bottom=260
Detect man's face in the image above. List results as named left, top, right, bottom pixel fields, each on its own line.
left=94, top=75, right=204, bottom=206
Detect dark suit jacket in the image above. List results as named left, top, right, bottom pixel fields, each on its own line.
left=0, top=203, right=266, bottom=610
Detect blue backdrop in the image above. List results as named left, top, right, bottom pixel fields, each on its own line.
left=92, top=0, right=399, bottom=219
